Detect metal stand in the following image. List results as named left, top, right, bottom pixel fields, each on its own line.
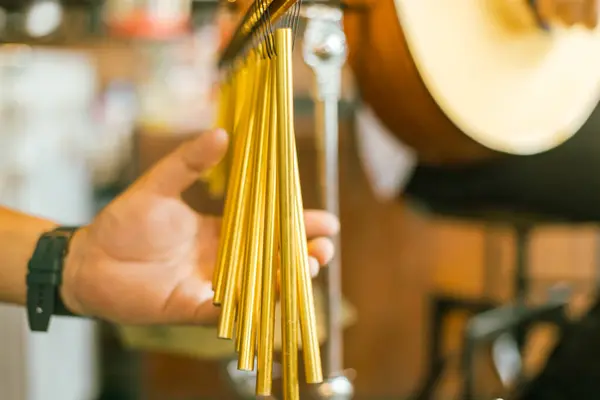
left=302, top=5, right=354, bottom=399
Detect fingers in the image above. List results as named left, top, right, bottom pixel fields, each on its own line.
left=304, top=210, right=340, bottom=239
left=308, top=257, right=320, bottom=278
left=307, top=237, right=335, bottom=267
left=536, top=0, right=597, bottom=27
left=584, top=0, right=598, bottom=28
left=136, top=129, right=229, bottom=197
left=556, top=0, right=579, bottom=25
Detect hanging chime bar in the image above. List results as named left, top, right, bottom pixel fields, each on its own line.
left=207, top=1, right=323, bottom=399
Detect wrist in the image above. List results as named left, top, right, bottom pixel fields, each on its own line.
left=26, top=226, right=83, bottom=331
left=60, top=227, right=88, bottom=316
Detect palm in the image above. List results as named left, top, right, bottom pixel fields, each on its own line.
left=66, top=190, right=221, bottom=324
left=61, top=131, right=338, bottom=326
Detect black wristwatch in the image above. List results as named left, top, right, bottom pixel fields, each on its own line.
left=26, top=226, right=80, bottom=332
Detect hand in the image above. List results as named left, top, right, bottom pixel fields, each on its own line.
left=60, top=130, right=339, bottom=325
left=534, top=0, right=598, bottom=28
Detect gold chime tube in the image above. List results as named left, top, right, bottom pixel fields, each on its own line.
left=293, top=140, right=324, bottom=383
left=232, top=60, right=248, bottom=133
left=208, top=78, right=231, bottom=289
left=234, top=55, right=265, bottom=349
left=205, top=79, right=231, bottom=197
left=217, top=53, right=260, bottom=339
left=238, top=53, right=270, bottom=371
left=219, top=78, right=235, bottom=193
left=216, top=7, right=325, bottom=398
left=213, top=63, right=250, bottom=303
left=215, top=67, right=243, bottom=200
left=275, top=27, right=300, bottom=400
left=256, top=54, right=278, bottom=396
left=235, top=201, right=252, bottom=352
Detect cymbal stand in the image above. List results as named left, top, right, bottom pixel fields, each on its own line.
left=302, top=5, right=354, bottom=399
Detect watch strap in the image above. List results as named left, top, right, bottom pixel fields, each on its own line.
left=26, top=226, right=79, bottom=332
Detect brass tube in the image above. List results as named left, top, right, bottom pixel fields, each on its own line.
left=234, top=308, right=242, bottom=352
left=206, top=78, right=231, bottom=197
left=234, top=57, right=261, bottom=348
left=233, top=61, right=247, bottom=133
left=235, top=257, right=248, bottom=353
left=292, top=138, right=324, bottom=384
left=275, top=28, right=299, bottom=400
left=207, top=79, right=231, bottom=289
left=221, top=68, right=242, bottom=196
left=221, top=77, right=235, bottom=194
left=235, top=207, right=251, bottom=352
left=213, top=61, right=253, bottom=304
left=217, top=65, right=243, bottom=192
left=256, top=54, right=278, bottom=396
left=217, top=54, right=261, bottom=338
left=219, top=70, right=240, bottom=198
left=238, top=56, right=270, bottom=371
left=249, top=57, right=270, bottom=362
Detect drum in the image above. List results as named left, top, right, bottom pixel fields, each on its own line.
left=343, top=0, right=600, bottom=164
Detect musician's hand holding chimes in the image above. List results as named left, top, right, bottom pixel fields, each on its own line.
left=59, top=129, right=339, bottom=326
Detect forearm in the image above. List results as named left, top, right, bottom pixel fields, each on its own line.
left=0, top=207, right=57, bottom=306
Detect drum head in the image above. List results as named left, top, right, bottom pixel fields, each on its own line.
left=396, top=0, right=600, bottom=154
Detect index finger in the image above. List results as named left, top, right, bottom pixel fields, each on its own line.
left=304, top=210, right=340, bottom=239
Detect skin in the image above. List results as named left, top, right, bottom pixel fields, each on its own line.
left=536, top=0, right=598, bottom=28
left=0, top=129, right=339, bottom=326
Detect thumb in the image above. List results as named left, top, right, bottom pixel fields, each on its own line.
left=137, top=129, right=229, bottom=197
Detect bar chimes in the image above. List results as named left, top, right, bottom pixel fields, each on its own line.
left=206, top=1, right=323, bottom=398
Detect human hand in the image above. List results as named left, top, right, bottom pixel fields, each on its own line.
left=60, top=130, right=339, bottom=325
left=534, top=0, right=598, bottom=28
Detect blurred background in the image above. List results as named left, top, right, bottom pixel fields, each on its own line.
left=1, top=1, right=599, bottom=399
